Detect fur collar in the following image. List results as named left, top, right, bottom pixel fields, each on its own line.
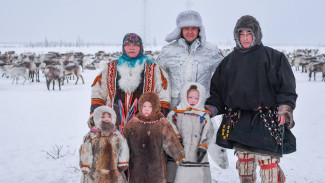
left=117, top=60, right=145, bottom=94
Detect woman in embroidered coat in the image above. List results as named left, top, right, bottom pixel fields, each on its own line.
left=80, top=106, right=129, bottom=183
left=89, top=33, right=170, bottom=131
left=167, top=82, right=213, bottom=183
left=123, top=92, right=185, bottom=183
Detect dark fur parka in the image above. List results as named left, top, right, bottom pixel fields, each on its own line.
left=123, top=92, right=185, bottom=183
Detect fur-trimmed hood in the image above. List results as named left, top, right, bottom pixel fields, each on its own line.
left=165, top=10, right=206, bottom=46
left=137, top=92, right=163, bottom=121
left=234, top=15, right=262, bottom=49
left=177, top=82, right=206, bottom=110
left=93, top=106, right=117, bottom=129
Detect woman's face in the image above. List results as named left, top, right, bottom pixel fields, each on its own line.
left=124, top=43, right=141, bottom=58
left=142, top=101, right=153, bottom=117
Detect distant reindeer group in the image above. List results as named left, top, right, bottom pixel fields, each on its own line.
left=287, top=48, right=325, bottom=82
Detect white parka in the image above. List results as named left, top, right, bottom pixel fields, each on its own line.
left=156, top=38, right=223, bottom=109
left=167, top=82, right=213, bottom=183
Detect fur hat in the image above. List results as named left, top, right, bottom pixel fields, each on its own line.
left=233, top=15, right=262, bottom=49
left=137, top=92, right=162, bottom=121
left=92, top=106, right=117, bottom=129
left=177, top=82, right=206, bottom=110
left=122, top=33, right=144, bottom=58
left=165, top=10, right=206, bottom=46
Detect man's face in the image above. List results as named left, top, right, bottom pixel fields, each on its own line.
left=123, top=43, right=141, bottom=58
left=182, top=26, right=199, bottom=42
left=239, top=29, right=253, bottom=49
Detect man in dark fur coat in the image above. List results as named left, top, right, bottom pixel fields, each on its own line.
left=206, top=15, right=297, bottom=183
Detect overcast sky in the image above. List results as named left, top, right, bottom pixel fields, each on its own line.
left=1, top=0, right=324, bottom=46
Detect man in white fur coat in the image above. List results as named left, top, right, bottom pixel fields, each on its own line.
left=156, top=10, right=228, bottom=182
left=156, top=10, right=223, bottom=109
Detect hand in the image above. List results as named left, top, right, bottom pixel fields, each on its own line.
left=278, top=114, right=286, bottom=126
left=81, top=167, right=90, bottom=174
left=197, top=148, right=207, bottom=163
left=100, top=169, right=110, bottom=175
left=176, top=157, right=185, bottom=166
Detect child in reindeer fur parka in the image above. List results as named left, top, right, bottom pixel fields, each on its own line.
left=80, top=106, right=129, bottom=183
left=167, top=82, right=214, bottom=183
left=123, top=92, right=185, bottom=183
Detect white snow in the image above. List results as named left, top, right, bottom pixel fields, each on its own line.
left=0, top=46, right=324, bottom=183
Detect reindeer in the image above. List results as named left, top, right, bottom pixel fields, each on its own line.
left=45, top=65, right=63, bottom=91
left=8, top=66, right=30, bottom=85
left=61, top=60, right=84, bottom=85
left=308, top=61, right=325, bottom=81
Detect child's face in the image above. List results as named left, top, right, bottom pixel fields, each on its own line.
left=142, top=101, right=153, bottom=117
left=102, top=113, right=112, bottom=123
left=187, top=90, right=199, bottom=106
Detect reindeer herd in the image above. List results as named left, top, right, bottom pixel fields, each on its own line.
left=0, top=50, right=160, bottom=91
left=1, top=48, right=324, bottom=91
left=287, top=49, right=325, bottom=81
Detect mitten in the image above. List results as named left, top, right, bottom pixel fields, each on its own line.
left=278, top=104, right=295, bottom=129
left=87, top=115, right=95, bottom=129
left=197, top=148, right=207, bottom=163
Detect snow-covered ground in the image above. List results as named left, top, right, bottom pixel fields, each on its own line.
left=0, top=46, right=325, bottom=182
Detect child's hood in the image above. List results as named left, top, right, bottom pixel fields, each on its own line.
left=93, top=106, right=117, bottom=129
left=177, top=82, right=206, bottom=110
left=137, top=92, right=163, bottom=121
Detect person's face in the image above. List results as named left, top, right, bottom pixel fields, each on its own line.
left=102, top=113, right=112, bottom=123
left=142, top=101, right=153, bottom=117
left=187, top=90, right=199, bottom=107
left=239, top=29, right=253, bottom=49
left=124, top=43, right=141, bottom=58
left=182, top=26, right=199, bottom=42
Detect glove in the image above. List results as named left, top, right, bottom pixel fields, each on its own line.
left=197, top=148, right=207, bottom=163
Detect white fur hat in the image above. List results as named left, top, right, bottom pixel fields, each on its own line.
left=93, top=106, right=117, bottom=129
left=165, top=10, right=206, bottom=46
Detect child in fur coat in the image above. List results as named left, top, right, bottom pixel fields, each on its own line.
left=79, top=106, right=129, bottom=183
left=123, top=92, right=185, bottom=183
left=167, top=82, right=214, bottom=183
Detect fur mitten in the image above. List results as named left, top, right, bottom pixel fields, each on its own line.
left=87, top=115, right=95, bottom=129
left=278, top=105, right=295, bottom=129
